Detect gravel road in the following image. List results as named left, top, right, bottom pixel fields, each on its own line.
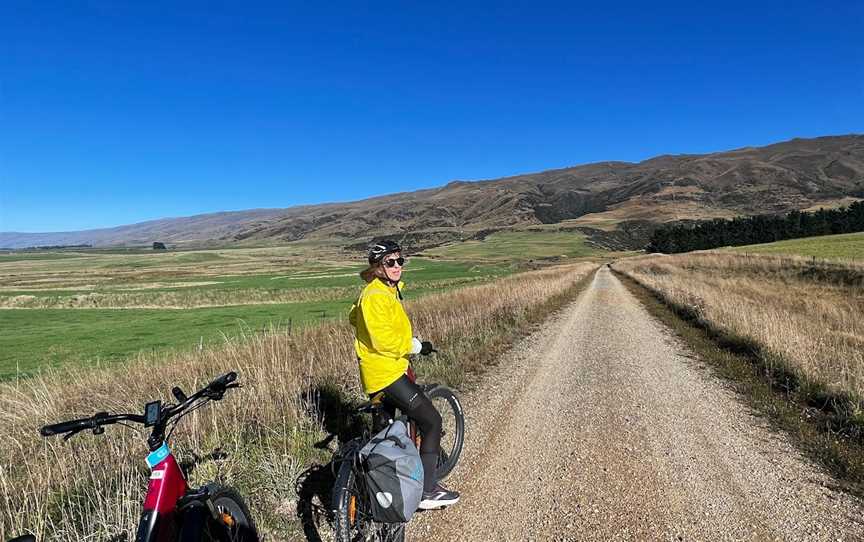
left=412, top=266, right=864, bottom=541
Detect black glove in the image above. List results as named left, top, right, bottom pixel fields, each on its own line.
left=420, top=341, right=436, bottom=355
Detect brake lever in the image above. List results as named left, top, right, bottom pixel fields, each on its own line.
left=63, top=428, right=86, bottom=441
left=209, top=382, right=241, bottom=398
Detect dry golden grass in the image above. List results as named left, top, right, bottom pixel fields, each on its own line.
left=615, top=252, right=864, bottom=411
left=0, top=246, right=354, bottom=292
left=0, top=276, right=490, bottom=309
left=0, top=262, right=597, bottom=541
left=0, top=286, right=358, bottom=309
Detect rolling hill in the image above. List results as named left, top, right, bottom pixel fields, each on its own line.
left=3, top=134, right=862, bottom=251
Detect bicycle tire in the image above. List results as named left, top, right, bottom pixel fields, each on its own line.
left=426, top=385, right=465, bottom=480
left=201, top=484, right=259, bottom=542
left=331, top=450, right=406, bottom=542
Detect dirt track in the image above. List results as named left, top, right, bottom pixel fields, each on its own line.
left=412, top=267, right=864, bottom=541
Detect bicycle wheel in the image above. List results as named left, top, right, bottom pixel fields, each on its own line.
left=331, top=451, right=406, bottom=542
left=202, top=484, right=259, bottom=542
left=426, top=386, right=465, bottom=480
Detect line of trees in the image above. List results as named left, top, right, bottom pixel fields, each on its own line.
left=646, top=201, right=864, bottom=254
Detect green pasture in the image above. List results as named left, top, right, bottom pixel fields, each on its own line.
left=0, top=301, right=349, bottom=380
left=424, top=230, right=604, bottom=261
left=727, top=231, right=864, bottom=261
left=0, top=255, right=509, bottom=378
left=0, top=259, right=505, bottom=298
left=0, top=252, right=87, bottom=263
left=0, top=231, right=607, bottom=378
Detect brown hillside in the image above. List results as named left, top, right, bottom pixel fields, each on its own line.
left=229, top=134, right=864, bottom=247
left=2, top=135, right=862, bottom=250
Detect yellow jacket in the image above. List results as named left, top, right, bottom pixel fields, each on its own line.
left=349, top=277, right=412, bottom=394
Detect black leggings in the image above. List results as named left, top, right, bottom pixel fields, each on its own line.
left=375, top=375, right=442, bottom=492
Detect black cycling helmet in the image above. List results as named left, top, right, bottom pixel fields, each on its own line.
left=368, top=240, right=402, bottom=264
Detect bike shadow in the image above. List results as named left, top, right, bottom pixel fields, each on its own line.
left=294, top=383, right=369, bottom=542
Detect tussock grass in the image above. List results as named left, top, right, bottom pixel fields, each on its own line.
left=614, top=252, right=864, bottom=485
left=0, top=286, right=357, bottom=309
left=0, top=263, right=597, bottom=541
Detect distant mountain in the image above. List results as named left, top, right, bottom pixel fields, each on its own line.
left=0, top=209, right=290, bottom=250
left=3, top=134, right=862, bottom=250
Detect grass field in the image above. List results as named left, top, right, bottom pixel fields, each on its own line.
left=0, top=232, right=613, bottom=378
left=0, top=301, right=349, bottom=379
left=727, top=231, right=864, bottom=261
left=0, top=242, right=524, bottom=377
left=424, top=229, right=606, bottom=261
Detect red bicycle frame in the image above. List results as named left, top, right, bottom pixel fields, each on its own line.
left=136, top=442, right=189, bottom=541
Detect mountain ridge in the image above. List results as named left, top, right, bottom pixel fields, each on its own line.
left=3, top=134, right=862, bottom=250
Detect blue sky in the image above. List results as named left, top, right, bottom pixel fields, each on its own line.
left=1, top=1, right=862, bottom=232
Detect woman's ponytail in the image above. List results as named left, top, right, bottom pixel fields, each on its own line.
left=360, top=266, right=376, bottom=283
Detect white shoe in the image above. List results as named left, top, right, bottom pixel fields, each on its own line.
left=418, top=484, right=460, bottom=510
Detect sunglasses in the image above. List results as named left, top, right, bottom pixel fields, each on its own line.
left=382, top=257, right=406, bottom=268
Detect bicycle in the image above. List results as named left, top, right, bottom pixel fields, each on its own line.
left=330, top=364, right=465, bottom=542
left=40, top=371, right=259, bottom=542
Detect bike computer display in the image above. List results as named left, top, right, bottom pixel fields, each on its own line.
left=144, top=400, right=161, bottom=427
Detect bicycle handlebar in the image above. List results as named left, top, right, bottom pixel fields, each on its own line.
left=40, top=371, right=239, bottom=438
left=40, top=412, right=146, bottom=437
left=208, top=371, right=237, bottom=393
left=40, top=416, right=94, bottom=436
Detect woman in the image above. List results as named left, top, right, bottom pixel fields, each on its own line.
left=348, top=239, right=460, bottom=510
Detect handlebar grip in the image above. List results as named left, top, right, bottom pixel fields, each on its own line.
left=208, top=371, right=237, bottom=392
left=40, top=417, right=92, bottom=437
